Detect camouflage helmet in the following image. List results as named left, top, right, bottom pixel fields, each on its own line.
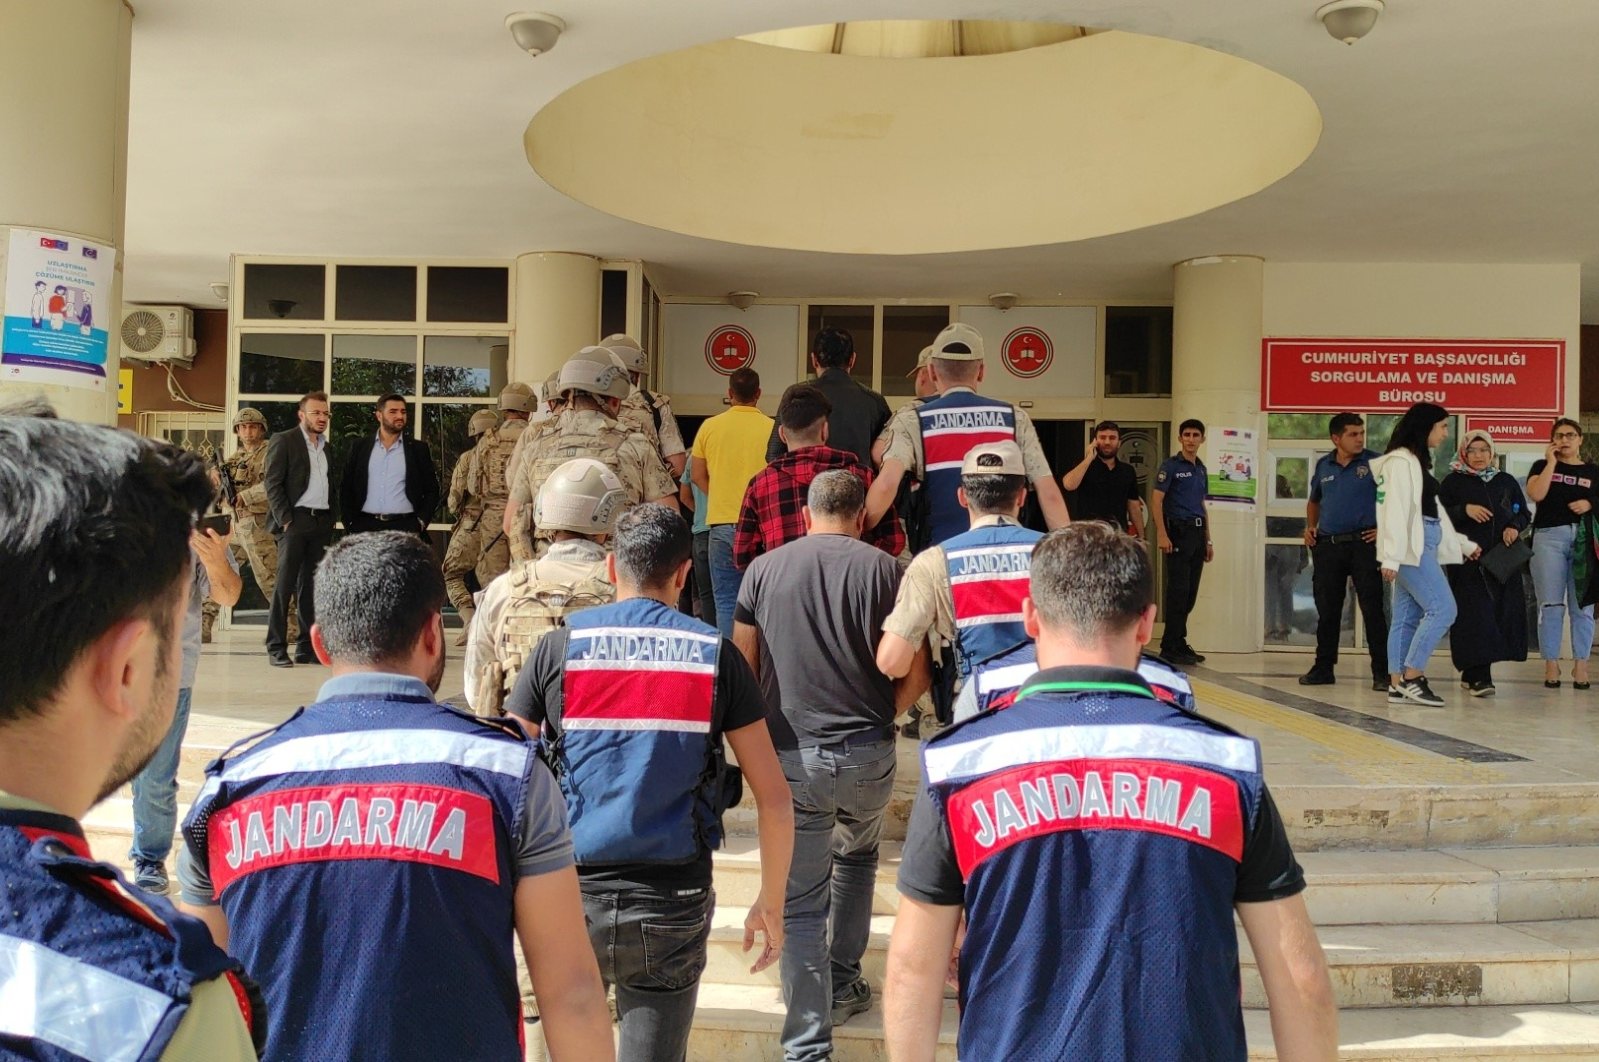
left=600, top=333, right=648, bottom=376
left=468, top=409, right=499, bottom=437
left=534, top=458, right=627, bottom=535
left=498, top=381, right=536, bottom=413
left=233, top=407, right=267, bottom=430
left=557, top=346, right=631, bottom=401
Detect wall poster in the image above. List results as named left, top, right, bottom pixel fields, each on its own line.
left=3, top=228, right=117, bottom=392
left=1206, top=426, right=1258, bottom=505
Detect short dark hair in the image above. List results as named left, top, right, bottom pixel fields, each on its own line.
left=299, top=391, right=329, bottom=411
left=1178, top=418, right=1206, bottom=437
left=727, top=368, right=760, bottom=404
left=961, top=464, right=1028, bottom=514
left=612, top=504, right=691, bottom=588
left=931, top=357, right=981, bottom=384
left=314, top=532, right=446, bottom=665
left=376, top=393, right=406, bottom=410
left=0, top=403, right=213, bottom=724
left=806, top=469, right=866, bottom=519
left=1029, top=523, right=1154, bottom=640
left=810, top=327, right=855, bottom=370
left=1329, top=412, right=1363, bottom=437
left=1093, top=421, right=1121, bottom=437
left=778, top=384, right=831, bottom=437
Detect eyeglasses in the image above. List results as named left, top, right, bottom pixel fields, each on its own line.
left=1464, top=445, right=1492, bottom=454
left=1553, top=432, right=1582, bottom=440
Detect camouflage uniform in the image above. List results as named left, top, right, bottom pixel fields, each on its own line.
left=470, top=417, right=527, bottom=582
left=221, top=436, right=297, bottom=643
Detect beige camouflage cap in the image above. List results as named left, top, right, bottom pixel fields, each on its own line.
left=930, top=322, right=985, bottom=361
left=961, top=439, right=1025, bottom=476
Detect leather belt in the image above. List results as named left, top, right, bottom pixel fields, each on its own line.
left=360, top=512, right=414, bottom=522
left=1317, top=529, right=1374, bottom=544
left=1165, top=516, right=1206, bottom=528
left=294, top=506, right=329, bottom=516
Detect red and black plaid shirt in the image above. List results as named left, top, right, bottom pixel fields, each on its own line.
left=733, top=445, right=905, bottom=569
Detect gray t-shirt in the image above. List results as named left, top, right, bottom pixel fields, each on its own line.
left=734, top=533, right=902, bottom=749
left=182, top=548, right=238, bottom=688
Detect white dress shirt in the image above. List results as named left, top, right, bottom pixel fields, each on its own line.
left=294, top=426, right=330, bottom=510
left=363, top=432, right=412, bottom=515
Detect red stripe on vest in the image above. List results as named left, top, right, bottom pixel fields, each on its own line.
left=945, top=757, right=1245, bottom=879
left=923, top=429, right=1016, bottom=468
left=20, top=826, right=172, bottom=935
left=951, top=577, right=1029, bottom=621
left=564, top=668, right=714, bottom=724
left=207, top=783, right=501, bottom=894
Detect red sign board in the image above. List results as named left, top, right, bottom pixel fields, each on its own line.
left=1261, top=338, right=1564, bottom=415
left=1462, top=416, right=1553, bottom=443
left=704, top=325, right=756, bottom=375
left=1001, top=327, right=1053, bottom=378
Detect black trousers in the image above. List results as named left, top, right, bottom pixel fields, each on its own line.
left=1161, top=520, right=1207, bottom=652
left=268, top=507, right=334, bottom=655
left=1310, top=537, right=1389, bottom=678
left=345, top=511, right=428, bottom=539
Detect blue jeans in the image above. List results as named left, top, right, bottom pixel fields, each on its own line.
left=582, top=885, right=715, bottom=1062
left=707, top=524, right=742, bottom=640
left=1387, top=519, right=1457, bottom=675
left=130, top=687, right=192, bottom=864
left=1531, top=523, right=1596, bottom=661
left=778, top=737, right=897, bottom=1062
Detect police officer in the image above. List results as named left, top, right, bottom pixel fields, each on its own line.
left=503, top=504, right=793, bottom=1062
left=178, top=532, right=614, bottom=1061
left=1153, top=418, right=1212, bottom=665
left=884, top=523, right=1336, bottom=1061
left=0, top=405, right=264, bottom=1060
left=466, top=458, right=620, bottom=715
left=866, top=322, right=1070, bottom=547
left=601, top=332, right=688, bottom=477
left=502, top=346, right=677, bottom=561
left=877, top=442, right=1043, bottom=717
left=1300, top=412, right=1389, bottom=689
left=442, top=407, right=500, bottom=645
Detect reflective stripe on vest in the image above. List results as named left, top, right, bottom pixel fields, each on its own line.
left=943, top=523, right=1041, bottom=675
left=0, top=933, right=173, bottom=1062
left=560, top=599, right=722, bottom=864
left=915, top=393, right=1017, bottom=545
left=973, top=645, right=1197, bottom=715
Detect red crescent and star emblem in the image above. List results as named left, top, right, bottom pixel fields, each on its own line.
left=705, top=326, right=757, bottom=375
left=1001, top=327, right=1053, bottom=379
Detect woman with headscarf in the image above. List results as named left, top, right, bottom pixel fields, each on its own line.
left=1439, top=430, right=1530, bottom=696
left=1372, top=403, right=1481, bottom=706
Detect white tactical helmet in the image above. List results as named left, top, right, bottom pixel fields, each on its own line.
left=558, top=346, right=632, bottom=401
left=600, top=333, right=648, bottom=376
left=468, top=409, right=500, bottom=437
left=498, top=382, right=536, bottom=413
left=534, top=458, right=627, bottom=535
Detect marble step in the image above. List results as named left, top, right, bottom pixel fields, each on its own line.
left=686, top=985, right=1599, bottom=1060
left=708, top=840, right=1599, bottom=926
left=724, top=779, right=1599, bottom=851
left=701, top=910, right=1599, bottom=1009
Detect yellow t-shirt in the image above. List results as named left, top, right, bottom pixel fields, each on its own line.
left=691, top=404, right=775, bottom=525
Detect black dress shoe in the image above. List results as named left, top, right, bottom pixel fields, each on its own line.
left=1372, top=679, right=1389, bottom=691
left=1164, top=648, right=1202, bottom=667
left=293, top=652, right=320, bottom=665
left=269, top=652, right=293, bottom=668
left=1298, top=670, right=1336, bottom=686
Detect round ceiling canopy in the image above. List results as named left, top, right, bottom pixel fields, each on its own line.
left=526, top=26, right=1322, bottom=256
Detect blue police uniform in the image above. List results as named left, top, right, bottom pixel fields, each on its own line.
left=1305, top=449, right=1389, bottom=682
left=943, top=518, right=1044, bottom=676
left=914, top=391, right=1018, bottom=546
left=898, top=666, right=1304, bottom=1061
left=182, top=675, right=537, bottom=1062
left=0, top=804, right=263, bottom=1061
left=1155, top=454, right=1208, bottom=657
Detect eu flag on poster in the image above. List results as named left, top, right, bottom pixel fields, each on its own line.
left=2, top=229, right=116, bottom=393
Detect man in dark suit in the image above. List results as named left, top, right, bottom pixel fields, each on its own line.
left=338, top=394, right=440, bottom=539
left=764, top=327, right=891, bottom=466
left=264, top=390, right=335, bottom=667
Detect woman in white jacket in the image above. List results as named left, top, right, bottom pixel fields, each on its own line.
left=1371, top=403, right=1481, bottom=706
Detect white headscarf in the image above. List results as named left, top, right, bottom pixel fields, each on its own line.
left=1449, top=429, right=1500, bottom=482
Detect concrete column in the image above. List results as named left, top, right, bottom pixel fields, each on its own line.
left=0, top=0, right=132, bottom=424
left=512, top=252, right=600, bottom=387
left=1171, top=255, right=1264, bottom=654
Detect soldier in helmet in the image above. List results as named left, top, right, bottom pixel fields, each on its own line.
left=474, top=382, right=537, bottom=574
left=466, top=458, right=620, bottom=716
left=502, top=346, right=677, bottom=562
left=601, top=333, right=686, bottom=477
left=443, top=408, right=501, bottom=645
left=214, top=406, right=296, bottom=643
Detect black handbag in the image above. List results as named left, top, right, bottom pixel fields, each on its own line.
left=1480, top=536, right=1533, bottom=584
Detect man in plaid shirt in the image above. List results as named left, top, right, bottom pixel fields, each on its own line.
left=734, top=385, right=905, bottom=569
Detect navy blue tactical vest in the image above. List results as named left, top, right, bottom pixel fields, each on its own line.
left=921, top=673, right=1264, bottom=1060
left=0, top=808, right=260, bottom=1061
left=182, top=692, right=534, bottom=1061
left=942, top=521, right=1042, bottom=676
left=915, top=391, right=1017, bottom=545
left=557, top=597, right=726, bottom=865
